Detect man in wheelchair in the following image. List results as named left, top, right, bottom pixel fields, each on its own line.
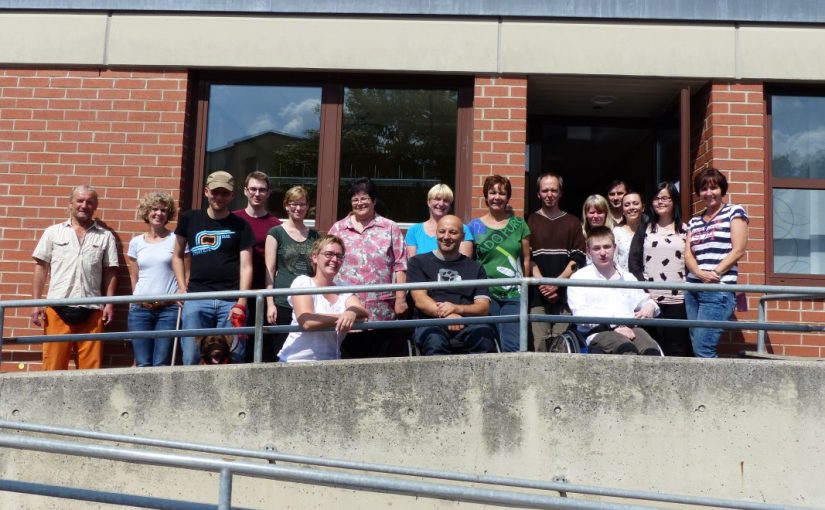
left=407, top=215, right=498, bottom=355
left=567, top=226, right=662, bottom=355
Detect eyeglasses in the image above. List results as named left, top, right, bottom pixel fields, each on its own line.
left=287, top=202, right=308, bottom=209
left=246, top=187, right=269, bottom=195
left=320, top=251, right=345, bottom=260
left=653, top=196, right=673, bottom=203
left=351, top=197, right=372, bottom=204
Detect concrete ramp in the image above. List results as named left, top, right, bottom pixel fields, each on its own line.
left=0, top=354, right=823, bottom=508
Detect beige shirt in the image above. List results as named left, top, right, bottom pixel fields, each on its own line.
left=32, top=220, right=119, bottom=308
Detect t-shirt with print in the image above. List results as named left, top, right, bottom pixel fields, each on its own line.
left=267, top=225, right=320, bottom=308
left=406, top=252, right=489, bottom=319
left=467, top=216, right=530, bottom=300
left=175, top=209, right=255, bottom=293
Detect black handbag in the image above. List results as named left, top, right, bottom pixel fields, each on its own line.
left=51, top=306, right=95, bottom=325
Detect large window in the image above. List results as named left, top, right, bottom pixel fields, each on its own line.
left=204, top=84, right=322, bottom=219
left=193, top=74, right=471, bottom=230
left=769, top=93, right=825, bottom=281
left=338, top=88, right=458, bottom=222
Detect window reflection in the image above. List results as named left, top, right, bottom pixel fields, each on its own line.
left=337, top=88, right=458, bottom=223
left=773, top=189, right=825, bottom=275
left=772, top=96, right=825, bottom=179
left=204, top=84, right=322, bottom=217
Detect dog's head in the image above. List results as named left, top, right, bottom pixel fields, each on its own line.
left=197, top=335, right=232, bottom=365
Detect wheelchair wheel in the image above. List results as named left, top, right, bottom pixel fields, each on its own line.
left=548, top=330, right=582, bottom=353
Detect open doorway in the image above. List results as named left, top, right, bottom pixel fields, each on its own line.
left=527, top=76, right=705, bottom=218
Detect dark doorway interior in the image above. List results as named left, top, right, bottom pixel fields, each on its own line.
left=527, top=115, right=679, bottom=217
left=526, top=76, right=704, bottom=220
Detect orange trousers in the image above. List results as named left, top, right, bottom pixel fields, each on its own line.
left=42, top=307, right=103, bottom=371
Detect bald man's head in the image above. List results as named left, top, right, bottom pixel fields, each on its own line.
left=436, top=215, right=464, bottom=257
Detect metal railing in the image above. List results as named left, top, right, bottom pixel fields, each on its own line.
left=0, top=421, right=817, bottom=510
left=757, top=292, right=825, bottom=353
left=2, top=278, right=825, bottom=362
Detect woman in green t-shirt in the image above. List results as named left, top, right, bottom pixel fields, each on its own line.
left=467, top=175, right=531, bottom=352
left=265, top=186, right=319, bottom=361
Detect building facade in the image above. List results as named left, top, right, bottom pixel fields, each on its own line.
left=1, top=1, right=824, bottom=369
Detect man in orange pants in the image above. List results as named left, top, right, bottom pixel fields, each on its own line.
left=30, top=185, right=119, bottom=370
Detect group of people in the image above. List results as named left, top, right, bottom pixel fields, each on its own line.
left=29, top=166, right=747, bottom=370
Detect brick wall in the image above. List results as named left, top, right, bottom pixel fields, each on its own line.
left=0, top=68, right=189, bottom=372
left=471, top=76, right=527, bottom=218
left=692, top=82, right=824, bottom=357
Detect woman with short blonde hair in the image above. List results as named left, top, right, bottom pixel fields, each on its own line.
left=406, top=183, right=473, bottom=258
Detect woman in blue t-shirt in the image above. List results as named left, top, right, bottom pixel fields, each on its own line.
left=405, top=183, right=474, bottom=258
left=684, top=168, right=749, bottom=358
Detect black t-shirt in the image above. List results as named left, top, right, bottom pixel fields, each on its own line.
left=406, top=252, right=488, bottom=315
left=175, top=210, right=255, bottom=293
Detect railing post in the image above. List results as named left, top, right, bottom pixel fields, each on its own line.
left=757, top=293, right=767, bottom=354
left=218, top=467, right=232, bottom=510
left=519, top=280, right=529, bottom=352
left=254, top=295, right=264, bottom=363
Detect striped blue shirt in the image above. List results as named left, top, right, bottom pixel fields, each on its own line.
left=687, top=203, right=748, bottom=284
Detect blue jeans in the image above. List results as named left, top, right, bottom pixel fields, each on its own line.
left=127, top=304, right=179, bottom=367
left=181, top=299, right=245, bottom=365
left=414, top=324, right=497, bottom=355
left=684, top=290, right=735, bottom=358
left=488, top=297, right=521, bottom=352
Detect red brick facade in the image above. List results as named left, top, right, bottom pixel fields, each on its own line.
left=0, top=68, right=188, bottom=371
left=471, top=76, right=527, bottom=217
left=0, top=72, right=821, bottom=370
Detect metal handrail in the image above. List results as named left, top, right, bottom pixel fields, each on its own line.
left=0, top=420, right=813, bottom=510
left=756, top=292, right=825, bottom=353
left=0, top=432, right=673, bottom=510
left=2, top=277, right=824, bottom=362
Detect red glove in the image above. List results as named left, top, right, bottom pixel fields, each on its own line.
left=230, top=305, right=247, bottom=328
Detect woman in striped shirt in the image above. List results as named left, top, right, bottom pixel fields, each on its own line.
left=684, top=168, right=749, bottom=358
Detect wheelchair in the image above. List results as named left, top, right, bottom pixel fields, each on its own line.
left=546, top=325, right=665, bottom=356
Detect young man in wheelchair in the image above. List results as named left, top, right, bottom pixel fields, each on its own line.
left=567, top=226, right=662, bottom=355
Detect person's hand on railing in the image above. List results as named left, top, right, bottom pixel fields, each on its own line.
left=335, top=310, right=358, bottom=333
left=102, top=304, right=114, bottom=326
left=31, top=307, right=46, bottom=327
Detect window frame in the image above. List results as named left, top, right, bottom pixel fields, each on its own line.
left=188, top=71, right=474, bottom=231
left=765, top=85, right=825, bottom=285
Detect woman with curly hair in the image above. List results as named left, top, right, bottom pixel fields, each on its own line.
left=127, top=192, right=179, bottom=367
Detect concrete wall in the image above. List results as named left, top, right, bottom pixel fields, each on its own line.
left=0, top=354, right=822, bottom=508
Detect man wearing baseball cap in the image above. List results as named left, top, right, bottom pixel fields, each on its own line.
left=172, top=170, right=255, bottom=364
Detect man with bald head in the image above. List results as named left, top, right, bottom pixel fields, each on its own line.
left=406, top=215, right=497, bottom=355
left=31, top=185, right=119, bottom=370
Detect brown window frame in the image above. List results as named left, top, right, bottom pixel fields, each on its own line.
left=188, top=71, right=474, bottom=231
left=765, top=85, right=825, bottom=286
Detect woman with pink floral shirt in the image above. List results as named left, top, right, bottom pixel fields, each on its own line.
left=327, top=177, right=408, bottom=357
